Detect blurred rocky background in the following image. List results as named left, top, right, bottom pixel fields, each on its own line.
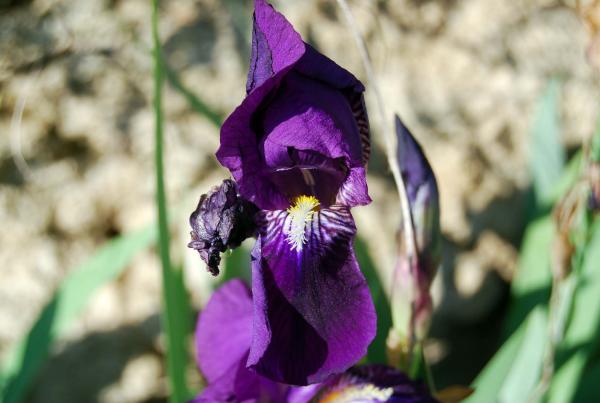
left=0, top=0, right=598, bottom=401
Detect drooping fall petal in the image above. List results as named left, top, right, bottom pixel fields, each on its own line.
left=248, top=207, right=376, bottom=385
left=193, top=279, right=323, bottom=402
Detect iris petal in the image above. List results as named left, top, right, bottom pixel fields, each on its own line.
left=217, top=0, right=371, bottom=210
left=248, top=207, right=376, bottom=385
left=218, top=0, right=305, bottom=210
left=194, top=279, right=322, bottom=402
left=193, top=355, right=261, bottom=403
left=335, top=166, right=371, bottom=206
left=246, top=0, right=305, bottom=94
left=296, top=45, right=370, bottom=166
left=195, top=280, right=271, bottom=402
left=261, top=71, right=362, bottom=169
left=196, top=280, right=254, bottom=385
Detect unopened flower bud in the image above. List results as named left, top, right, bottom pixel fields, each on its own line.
left=390, top=115, right=441, bottom=354
left=396, top=116, right=441, bottom=277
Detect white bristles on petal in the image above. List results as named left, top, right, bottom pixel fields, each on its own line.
left=285, top=195, right=320, bottom=252
left=320, top=383, right=394, bottom=402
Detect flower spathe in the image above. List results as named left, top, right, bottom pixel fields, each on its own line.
left=189, top=0, right=376, bottom=386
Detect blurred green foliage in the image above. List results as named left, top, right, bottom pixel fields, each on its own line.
left=355, top=238, right=393, bottom=365
left=0, top=225, right=157, bottom=403
left=468, top=81, right=600, bottom=403
left=530, top=80, right=565, bottom=207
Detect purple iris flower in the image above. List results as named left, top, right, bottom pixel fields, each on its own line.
left=190, top=0, right=375, bottom=386
left=192, top=280, right=438, bottom=403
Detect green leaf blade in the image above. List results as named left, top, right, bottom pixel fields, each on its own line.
left=0, top=226, right=157, bottom=403
left=530, top=80, right=565, bottom=206
left=152, top=2, right=192, bottom=401
left=547, top=219, right=600, bottom=403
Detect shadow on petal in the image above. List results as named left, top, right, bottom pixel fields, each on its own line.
left=249, top=258, right=328, bottom=385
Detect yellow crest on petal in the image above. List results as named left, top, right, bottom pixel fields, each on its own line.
left=318, top=384, right=394, bottom=402
left=286, top=195, right=320, bottom=252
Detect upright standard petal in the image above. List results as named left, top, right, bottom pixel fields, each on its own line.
left=218, top=0, right=306, bottom=210
left=217, top=0, right=371, bottom=210
left=295, top=45, right=370, bottom=166
left=248, top=207, right=376, bottom=385
left=246, top=0, right=305, bottom=94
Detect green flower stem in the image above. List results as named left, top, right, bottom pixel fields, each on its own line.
left=409, top=342, right=436, bottom=393
left=152, top=2, right=190, bottom=402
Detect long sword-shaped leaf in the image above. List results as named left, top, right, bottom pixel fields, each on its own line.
left=152, top=2, right=191, bottom=402
left=547, top=218, right=600, bottom=403
left=163, top=61, right=223, bottom=128
left=466, top=316, right=527, bottom=402
left=354, top=238, right=393, bottom=365
left=498, top=307, right=547, bottom=403
left=530, top=80, right=565, bottom=207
